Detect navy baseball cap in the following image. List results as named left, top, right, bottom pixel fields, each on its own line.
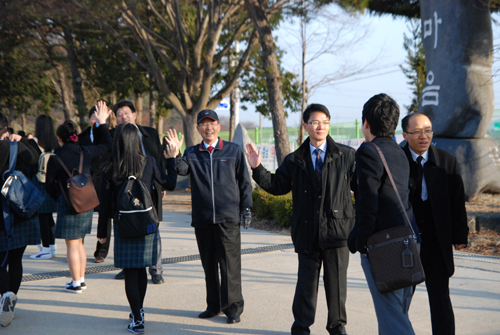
left=197, top=109, right=219, bottom=123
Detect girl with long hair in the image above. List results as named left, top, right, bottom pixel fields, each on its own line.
left=46, top=101, right=112, bottom=293
left=29, top=114, right=60, bottom=259
left=97, top=123, right=178, bottom=334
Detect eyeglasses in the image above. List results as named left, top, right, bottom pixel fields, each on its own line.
left=406, top=129, right=434, bottom=136
left=307, top=121, right=330, bottom=127
left=198, top=122, right=219, bottom=129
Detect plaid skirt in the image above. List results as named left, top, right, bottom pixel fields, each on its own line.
left=31, top=178, right=57, bottom=213
left=113, top=221, right=157, bottom=269
left=54, top=196, right=92, bottom=239
left=0, top=215, right=41, bottom=252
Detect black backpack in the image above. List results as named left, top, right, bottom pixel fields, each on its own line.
left=116, top=176, right=159, bottom=239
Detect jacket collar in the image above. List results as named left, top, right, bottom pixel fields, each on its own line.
left=293, top=135, right=340, bottom=162
left=198, top=137, right=224, bottom=152
left=135, top=124, right=149, bottom=138
left=403, top=142, right=439, bottom=167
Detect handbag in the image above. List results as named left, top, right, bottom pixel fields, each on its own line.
left=55, top=149, right=99, bottom=214
left=366, top=143, right=425, bottom=294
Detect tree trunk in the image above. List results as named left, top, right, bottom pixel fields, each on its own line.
left=52, top=62, right=75, bottom=121
left=21, top=112, right=26, bottom=132
left=157, top=115, right=164, bottom=138
left=62, top=25, right=87, bottom=129
left=244, top=0, right=290, bottom=164
left=149, top=82, right=156, bottom=128
left=299, top=10, right=306, bottom=144
left=135, top=92, right=144, bottom=125
left=229, top=91, right=235, bottom=141
left=182, top=112, right=202, bottom=148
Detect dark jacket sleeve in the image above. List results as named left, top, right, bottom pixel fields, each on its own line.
left=175, top=151, right=191, bottom=176
left=236, top=146, right=253, bottom=209
left=450, top=158, right=469, bottom=245
left=97, top=167, right=113, bottom=238
left=251, top=155, right=293, bottom=196
left=84, top=124, right=111, bottom=158
left=151, top=157, right=177, bottom=191
left=352, top=143, right=383, bottom=253
left=45, top=155, right=60, bottom=200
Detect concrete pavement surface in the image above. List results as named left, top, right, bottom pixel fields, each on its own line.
left=4, top=211, right=500, bottom=334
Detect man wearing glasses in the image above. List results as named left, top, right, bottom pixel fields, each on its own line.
left=402, top=113, right=469, bottom=335
left=173, top=109, right=252, bottom=325
left=246, top=104, right=355, bottom=335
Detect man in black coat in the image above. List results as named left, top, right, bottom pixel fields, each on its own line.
left=112, top=100, right=166, bottom=284
left=348, top=94, right=420, bottom=334
left=401, top=113, right=469, bottom=335
left=79, top=106, right=112, bottom=263
left=246, top=104, right=355, bottom=335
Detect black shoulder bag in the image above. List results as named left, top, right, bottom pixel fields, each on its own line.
left=366, top=143, right=426, bottom=293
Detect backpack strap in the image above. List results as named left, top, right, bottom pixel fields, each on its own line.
left=2, top=141, right=18, bottom=181
left=1, top=142, right=18, bottom=267
left=78, top=149, right=84, bottom=174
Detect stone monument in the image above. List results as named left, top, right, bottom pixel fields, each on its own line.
left=418, top=0, right=499, bottom=199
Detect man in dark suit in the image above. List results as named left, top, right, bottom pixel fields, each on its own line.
left=401, top=112, right=468, bottom=335
left=348, top=94, right=420, bottom=334
left=79, top=106, right=112, bottom=263
left=246, top=104, right=355, bottom=335
left=112, top=100, right=166, bottom=284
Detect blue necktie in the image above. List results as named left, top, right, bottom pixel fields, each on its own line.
left=314, top=148, right=323, bottom=181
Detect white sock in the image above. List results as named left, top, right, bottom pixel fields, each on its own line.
left=72, top=280, right=81, bottom=288
left=80, top=277, right=85, bottom=283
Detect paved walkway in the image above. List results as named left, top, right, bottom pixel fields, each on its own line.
left=5, top=212, right=500, bottom=334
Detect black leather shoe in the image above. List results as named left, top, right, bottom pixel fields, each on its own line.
left=115, top=270, right=125, bottom=280
left=227, top=314, right=241, bottom=324
left=151, top=274, right=165, bottom=284
left=198, top=310, right=220, bottom=319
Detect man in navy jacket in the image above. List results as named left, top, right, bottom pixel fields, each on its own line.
left=174, top=109, right=252, bottom=325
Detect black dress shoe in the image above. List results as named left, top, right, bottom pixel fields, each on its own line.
left=151, top=274, right=165, bottom=284
left=115, top=269, right=125, bottom=280
left=227, top=314, right=241, bottom=324
left=198, top=310, right=220, bottom=319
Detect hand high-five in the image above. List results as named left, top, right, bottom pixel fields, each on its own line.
left=94, top=100, right=112, bottom=125
left=163, top=129, right=184, bottom=158
left=245, top=143, right=261, bottom=169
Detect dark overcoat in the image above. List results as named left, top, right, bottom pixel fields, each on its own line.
left=403, top=143, right=469, bottom=277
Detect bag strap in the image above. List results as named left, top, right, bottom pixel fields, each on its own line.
left=2, top=141, right=18, bottom=181
left=1, top=142, right=18, bottom=267
left=54, top=148, right=84, bottom=207
left=371, top=142, right=416, bottom=237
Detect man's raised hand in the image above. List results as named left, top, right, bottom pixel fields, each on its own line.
left=245, top=143, right=261, bottom=169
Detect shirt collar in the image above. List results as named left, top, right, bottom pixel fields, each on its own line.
left=409, top=147, right=429, bottom=163
left=309, top=140, right=327, bottom=154
left=203, top=138, right=219, bottom=149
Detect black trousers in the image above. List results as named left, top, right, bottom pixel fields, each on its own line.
left=39, top=213, right=55, bottom=248
left=94, top=217, right=111, bottom=258
left=148, top=230, right=163, bottom=276
left=291, top=247, right=349, bottom=335
left=0, top=246, right=27, bottom=295
left=421, top=231, right=455, bottom=335
left=195, top=223, right=243, bottom=316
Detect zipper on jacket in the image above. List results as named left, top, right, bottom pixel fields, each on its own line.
left=210, top=150, right=215, bottom=223
left=367, top=235, right=415, bottom=251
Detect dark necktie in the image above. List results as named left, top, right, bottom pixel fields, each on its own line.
left=415, top=156, right=423, bottom=200
left=314, top=148, right=323, bottom=181
left=208, top=146, right=214, bottom=154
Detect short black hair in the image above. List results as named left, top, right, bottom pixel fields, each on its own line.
left=113, top=100, right=136, bottom=115
left=0, top=113, right=8, bottom=138
left=401, top=112, right=432, bottom=132
left=88, top=106, right=97, bottom=119
left=303, top=104, right=331, bottom=123
left=362, top=93, right=399, bottom=138
left=18, top=130, right=26, bottom=137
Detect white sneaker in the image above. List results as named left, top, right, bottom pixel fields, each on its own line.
left=0, top=292, right=17, bottom=327
left=50, top=244, right=57, bottom=257
left=30, top=247, right=52, bottom=260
